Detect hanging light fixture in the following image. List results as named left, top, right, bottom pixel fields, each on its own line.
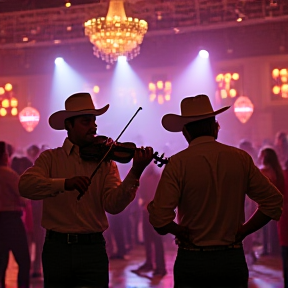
left=19, top=106, right=40, bottom=132
left=234, top=96, right=254, bottom=124
left=84, top=0, right=148, bottom=64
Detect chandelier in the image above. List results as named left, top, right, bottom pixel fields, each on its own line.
left=84, top=0, right=148, bottom=64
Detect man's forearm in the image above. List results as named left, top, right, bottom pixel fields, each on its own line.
left=243, top=209, right=272, bottom=235
left=236, top=209, right=272, bottom=242
left=154, top=221, right=189, bottom=238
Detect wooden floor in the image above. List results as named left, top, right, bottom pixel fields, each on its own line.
left=5, top=241, right=285, bottom=288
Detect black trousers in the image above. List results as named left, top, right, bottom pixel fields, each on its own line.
left=174, top=247, right=248, bottom=288
left=42, top=233, right=109, bottom=288
left=0, top=211, right=30, bottom=288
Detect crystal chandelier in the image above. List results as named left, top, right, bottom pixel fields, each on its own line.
left=84, top=0, right=148, bottom=64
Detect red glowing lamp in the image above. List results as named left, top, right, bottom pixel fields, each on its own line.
left=233, top=96, right=254, bottom=123
left=19, top=106, right=40, bottom=132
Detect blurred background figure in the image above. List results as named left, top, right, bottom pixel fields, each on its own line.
left=26, top=144, right=45, bottom=278
left=239, top=139, right=258, bottom=264
left=11, top=155, right=34, bottom=269
left=6, top=143, right=15, bottom=164
left=105, top=163, right=137, bottom=260
left=274, top=132, right=288, bottom=169
left=258, top=147, right=285, bottom=256
left=239, top=139, right=258, bottom=164
left=0, top=141, right=30, bottom=288
left=278, top=159, right=288, bottom=288
left=106, top=211, right=129, bottom=260
left=131, top=163, right=167, bottom=277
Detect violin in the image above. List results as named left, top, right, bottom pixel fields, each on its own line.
left=77, top=107, right=168, bottom=201
left=80, top=135, right=169, bottom=168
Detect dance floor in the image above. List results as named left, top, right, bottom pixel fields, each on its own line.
left=5, top=241, right=284, bottom=288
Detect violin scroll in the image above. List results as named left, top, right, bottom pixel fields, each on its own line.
left=153, top=152, right=169, bottom=167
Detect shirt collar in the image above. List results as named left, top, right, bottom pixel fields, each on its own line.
left=63, top=138, right=79, bottom=156
left=189, top=136, right=215, bottom=147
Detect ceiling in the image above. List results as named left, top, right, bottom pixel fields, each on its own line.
left=1, top=0, right=288, bottom=49
left=1, top=0, right=288, bottom=76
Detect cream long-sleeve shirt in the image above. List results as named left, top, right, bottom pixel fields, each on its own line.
left=19, top=138, right=139, bottom=233
left=148, top=136, right=283, bottom=246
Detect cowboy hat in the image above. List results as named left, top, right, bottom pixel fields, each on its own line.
left=162, top=94, right=230, bottom=132
left=49, top=92, right=109, bottom=130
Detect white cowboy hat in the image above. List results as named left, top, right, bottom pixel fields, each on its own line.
left=162, top=94, right=230, bottom=132
left=49, top=92, right=109, bottom=130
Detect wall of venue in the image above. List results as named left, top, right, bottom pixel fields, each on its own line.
left=1, top=52, right=288, bottom=155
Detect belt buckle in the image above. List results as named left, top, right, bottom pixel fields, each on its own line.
left=67, top=234, right=78, bottom=244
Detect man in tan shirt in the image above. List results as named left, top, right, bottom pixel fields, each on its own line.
left=148, top=95, right=283, bottom=288
left=19, top=92, right=153, bottom=288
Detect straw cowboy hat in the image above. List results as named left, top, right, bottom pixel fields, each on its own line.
left=162, top=94, right=230, bottom=132
left=49, top=92, right=109, bottom=130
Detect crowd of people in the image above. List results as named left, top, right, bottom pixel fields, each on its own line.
left=0, top=92, right=288, bottom=288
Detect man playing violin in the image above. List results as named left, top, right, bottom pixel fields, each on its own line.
left=19, top=92, right=154, bottom=288
left=148, top=94, right=283, bottom=288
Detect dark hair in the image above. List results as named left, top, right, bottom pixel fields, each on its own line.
left=6, top=143, right=15, bottom=157
left=0, top=141, right=7, bottom=158
left=184, top=117, right=218, bottom=141
left=27, top=144, right=40, bottom=154
left=261, top=147, right=285, bottom=193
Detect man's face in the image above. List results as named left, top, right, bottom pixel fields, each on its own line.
left=68, top=114, right=97, bottom=147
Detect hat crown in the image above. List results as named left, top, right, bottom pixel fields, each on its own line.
left=181, top=95, right=214, bottom=117
left=65, top=93, right=95, bottom=111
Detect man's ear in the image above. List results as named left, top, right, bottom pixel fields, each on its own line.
left=214, top=121, right=220, bottom=140
left=64, top=119, right=72, bottom=131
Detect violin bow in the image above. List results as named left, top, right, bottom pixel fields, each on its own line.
left=77, top=107, right=142, bottom=200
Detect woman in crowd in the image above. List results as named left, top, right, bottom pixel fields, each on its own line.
left=258, top=147, right=285, bottom=257
left=278, top=159, right=288, bottom=288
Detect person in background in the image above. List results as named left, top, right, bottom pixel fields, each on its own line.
left=6, top=143, right=15, bottom=162
left=148, top=95, right=283, bottom=288
left=131, top=163, right=166, bottom=277
left=274, top=132, right=288, bottom=168
left=105, top=163, right=133, bottom=260
left=279, top=159, right=288, bottom=288
left=18, top=92, right=153, bottom=288
left=11, top=155, right=34, bottom=271
left=26, top=144, right=45, bottom=278
left=239, top=139, right=258, bottom=263
left=0, top=141, right=30, bottom=288
left=239, top=139, right=258, bottom=164
left=258, top=147, right=285, bottom=257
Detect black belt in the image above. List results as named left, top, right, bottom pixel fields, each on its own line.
left=179, top=243, right=243, bottom=252
left=46, top=230, right=104, bottom=244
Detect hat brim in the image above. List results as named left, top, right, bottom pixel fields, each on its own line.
left=162, top=106, right=230, bottom=132
left=49, top=104, right=109, bottom=130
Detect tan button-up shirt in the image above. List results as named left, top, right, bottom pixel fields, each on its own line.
left=148, top=136, right=283, bottom=246
left=19, top=138, right=139, bottom=233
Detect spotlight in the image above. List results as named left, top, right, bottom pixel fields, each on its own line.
left=199, top=50, right=209, bottom=59
left=55, top=57, right=64, bottom=65
left=117, top=55, right=127, bottom=62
